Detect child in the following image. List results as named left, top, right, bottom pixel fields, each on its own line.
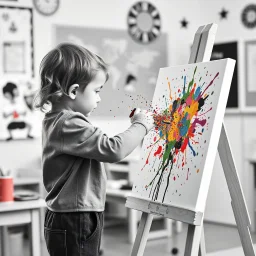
left=35, top=43, right=154, bottom=256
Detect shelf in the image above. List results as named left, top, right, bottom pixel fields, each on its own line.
left=108, top=164, right=129, bottom=173
left=13, top=178, right=41, bottom=186
left=110, top=166, right=129, bottom=173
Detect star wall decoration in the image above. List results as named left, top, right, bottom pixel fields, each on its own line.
left=180, top=18, right=188, bottom=28
left=219, top=8, right=228, bottom=19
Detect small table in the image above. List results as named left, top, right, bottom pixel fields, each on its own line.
left=106, top=188, right=175, bottom=243
left=0, top=199, right=46, bottom=256
left=13, top=177, right=45, bottom=239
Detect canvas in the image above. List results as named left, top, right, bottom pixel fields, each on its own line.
left=131, top=58, right=235, bottom=212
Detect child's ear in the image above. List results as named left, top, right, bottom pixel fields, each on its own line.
left=68, top=84, right=79, bottom=100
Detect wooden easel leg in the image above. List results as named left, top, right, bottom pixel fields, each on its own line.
left=184, top=224, right=203, bottom=256
left=128, top=208, right=138, bottom=243
left=231, top=201, right=255, bottom=256
left=199, top=226, right=206, bottom=256
left=131, top=212, right=153, bottom=256
left=184, top=23, right=214, bottom=256
left=218, top=124, right=255, bottom=255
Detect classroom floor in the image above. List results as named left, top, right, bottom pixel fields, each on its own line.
left=22, top=218, right=256, bottom=256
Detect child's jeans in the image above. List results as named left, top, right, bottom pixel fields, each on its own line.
left=44, top=208, right=104, bottom=256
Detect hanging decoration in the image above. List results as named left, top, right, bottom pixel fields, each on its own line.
left=127, top=1, right=161, bottom=44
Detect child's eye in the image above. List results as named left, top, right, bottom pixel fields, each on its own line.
left=95, top=91, right=100, bottom=94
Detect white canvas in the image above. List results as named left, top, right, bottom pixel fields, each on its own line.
left=131, top=59, right=235, bottom=212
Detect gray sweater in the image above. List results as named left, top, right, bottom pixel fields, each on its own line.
left=42, top=110, right=147, bottom=212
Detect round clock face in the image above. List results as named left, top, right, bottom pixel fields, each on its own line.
left=241, top=4, right=256, bottom=28
left=127, top=1, right=161, bottom=44
left=33, top=0, right=60, bottom=16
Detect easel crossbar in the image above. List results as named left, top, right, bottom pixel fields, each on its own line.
left=125, top=196, right=203, bottom=226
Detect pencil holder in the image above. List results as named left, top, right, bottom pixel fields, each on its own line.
left=0, top=176, right=13, bottom=202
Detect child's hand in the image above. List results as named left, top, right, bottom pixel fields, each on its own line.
left=130, top=108, right=155, bottom=134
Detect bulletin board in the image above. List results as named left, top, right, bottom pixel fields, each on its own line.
left=0, top=5, right=34, bottom=77
left=0, top=6, right=39, bottom=141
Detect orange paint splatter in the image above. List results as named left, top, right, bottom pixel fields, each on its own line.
left=167, top=77, right=173, bottom=100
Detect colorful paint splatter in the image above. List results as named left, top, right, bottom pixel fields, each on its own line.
left=141, top=66, right=219, bottom=203
left=129, top=59, right=235, bottom=211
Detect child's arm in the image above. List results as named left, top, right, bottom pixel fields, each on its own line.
left=60, top=111, right=154, bottom=163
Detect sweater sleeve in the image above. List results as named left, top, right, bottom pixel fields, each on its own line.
left=61, top=112, right=147, bottom=163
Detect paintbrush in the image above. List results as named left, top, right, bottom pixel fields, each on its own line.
left=129, top=108, right=137, bottom=118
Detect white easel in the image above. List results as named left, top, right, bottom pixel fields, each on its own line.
left=125, top=23, right=256, bottom=256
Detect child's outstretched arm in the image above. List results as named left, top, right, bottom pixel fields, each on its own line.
left=129, top=108, right=154, bottom=134
left=59, top=110, right=154, bottom=163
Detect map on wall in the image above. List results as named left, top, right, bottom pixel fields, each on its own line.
left=54, top=25, right=167, bottom=117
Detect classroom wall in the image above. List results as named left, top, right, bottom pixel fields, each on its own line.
left=1, top=0, right=256, bottom=226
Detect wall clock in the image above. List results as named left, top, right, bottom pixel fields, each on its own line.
left=241, top=4, right=256, bottom=28
left=33, top=0, right=60, bottom=16
left=127, top=1, right=161, bottom=44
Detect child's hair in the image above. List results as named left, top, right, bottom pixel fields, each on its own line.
left=34, top=43, right=109, bottom=112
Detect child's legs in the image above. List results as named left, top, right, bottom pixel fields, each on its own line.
left=44, top=209, right=104, bottom=256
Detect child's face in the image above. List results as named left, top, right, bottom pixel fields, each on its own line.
left=74, top=70, right=106, bottom=117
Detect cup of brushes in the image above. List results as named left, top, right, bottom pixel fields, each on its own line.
left=0, top=168, right=13, bottom=202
